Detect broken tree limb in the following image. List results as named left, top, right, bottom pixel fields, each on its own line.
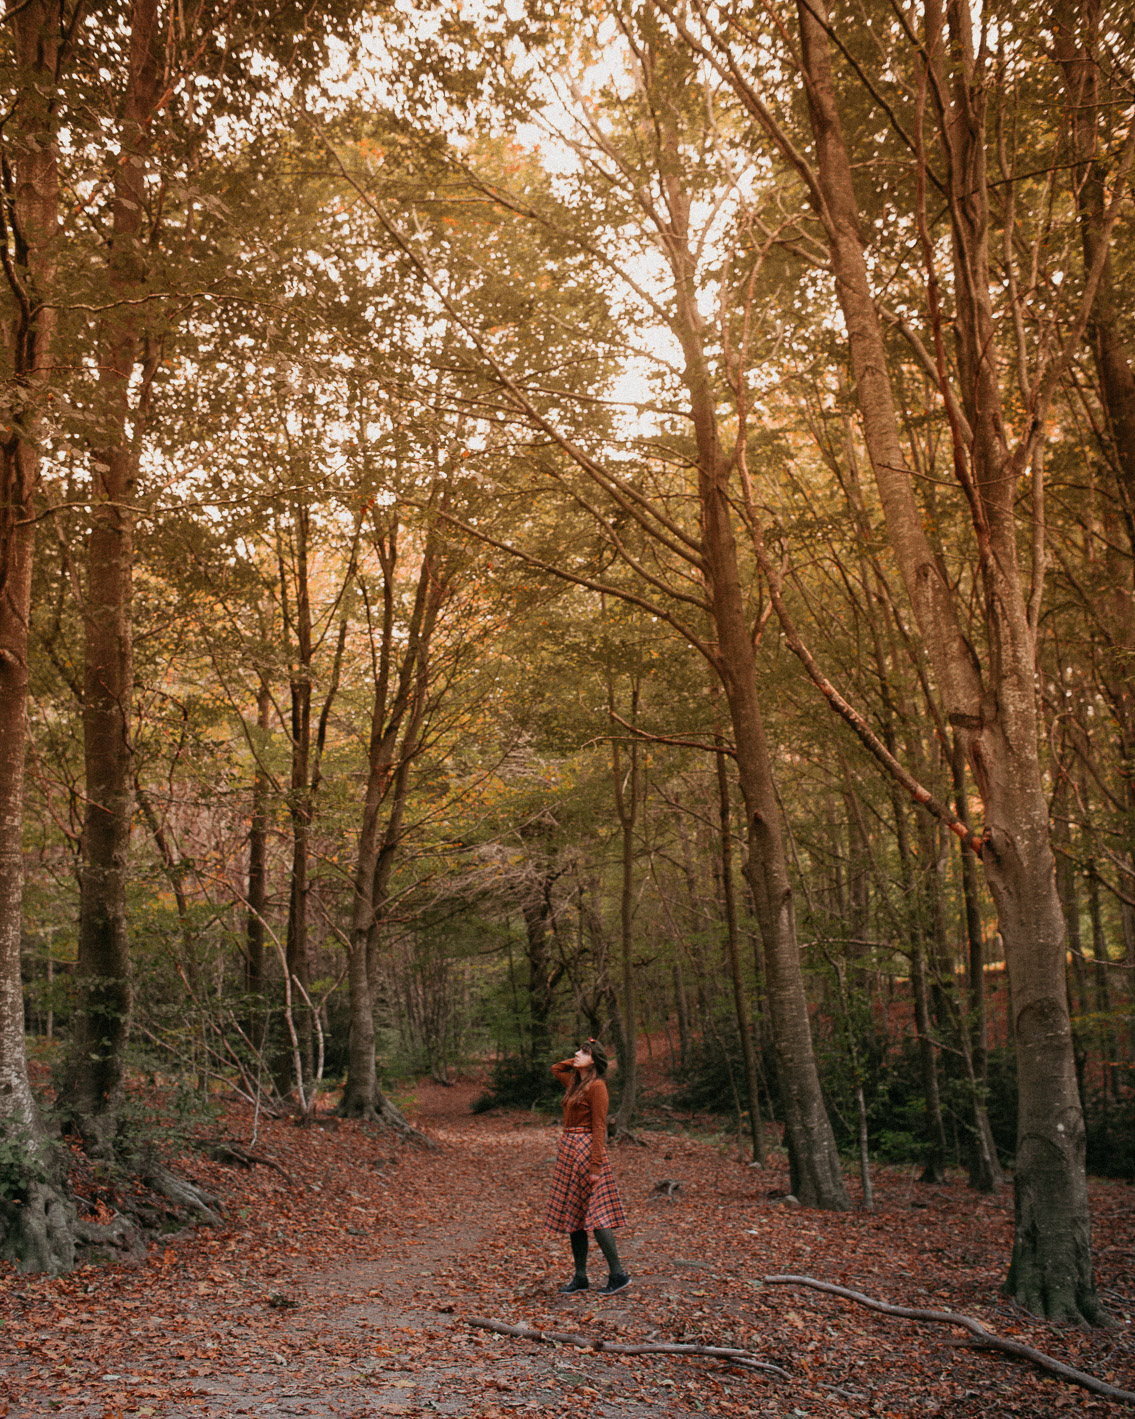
left=764, top=1275, right=1135, bottom=1405
left=466, top=1317, right=790, bottom=1380
left=199, top=1139, right=297, bottom=1186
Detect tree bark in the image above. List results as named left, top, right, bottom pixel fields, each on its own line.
left=64, top=0, right=162, bottom=1156
left=245, top=676, right=271, bottom=1049
left=672, top=961, right=690, bottom=1072
left=609, top=679, right=639, bottom=1135
left=717, top=736, right=763, bottom=1162
left=0, top=0, right=76, bottom=1272
left=952, top=741, right=1002, bottom=1190
left=280, top=495, right=314, bottom=1096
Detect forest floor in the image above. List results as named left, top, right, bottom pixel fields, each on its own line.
left=1, top=1076, right=1133, bottom=1419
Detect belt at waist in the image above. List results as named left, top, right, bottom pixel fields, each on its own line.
left=562, top=1126, right=591, bottom=1134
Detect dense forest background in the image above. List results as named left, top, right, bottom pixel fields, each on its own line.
left=1, top=0, right=1132, bottom=1327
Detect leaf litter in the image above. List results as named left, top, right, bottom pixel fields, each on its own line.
left=1, top=1076, right=1132, bottom=1418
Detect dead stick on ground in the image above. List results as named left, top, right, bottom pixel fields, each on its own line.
left=466, top=1317, right=790, bottom=1380
left=764, top=1275, right=1135, bottom=1405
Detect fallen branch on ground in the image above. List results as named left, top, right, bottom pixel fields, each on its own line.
left=199, top=1139, right=297, bottom=1185
left=764, top=1275, right=1135, bottom=1405
left=466, top=1317, right=790, bottom=1379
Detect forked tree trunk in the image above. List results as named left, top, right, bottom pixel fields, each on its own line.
left=340, top=513, right=445, bottom=1119
left=64, top=0, right=162, bottom=1157
left=791, top=0, right=1102, bottom=1318
left=0, top=0, right=76, bottom=1272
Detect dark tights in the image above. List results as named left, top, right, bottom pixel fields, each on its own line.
left=570, top=1227, right=622, bottom=1280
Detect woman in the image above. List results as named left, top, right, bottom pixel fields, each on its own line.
left=544, top=1040, right=631, bottom=1295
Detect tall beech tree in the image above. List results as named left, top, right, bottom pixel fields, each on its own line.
left=55, top=0, right=373, bottom=1149
left=63, top=0, right=162, bottom=1156
left=0, top=0, right=73, bottom=1270
left=396, top=10, right=850, bottom=1205
left=339, top=494, right=455, bottom=1122
left=662, top=0, right=1132, bottom=1318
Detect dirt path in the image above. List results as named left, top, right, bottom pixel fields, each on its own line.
left=3, top=1079, right=1133, bottom=1418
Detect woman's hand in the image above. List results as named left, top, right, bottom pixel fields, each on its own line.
left=589, top=1170, right=601, bottom=1184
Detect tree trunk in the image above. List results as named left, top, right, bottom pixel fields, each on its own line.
left=673, top=962, right=690, bottom=1072
left=709, top=511, right=845, bottom=1205
left=280, top=496, right=314, bottom=1098
left=0, top=0, right=77, bottom=1273
left=910, top=939, right=948, bottom=1185
left=952, top=742, right=1002, bottom=1190
left=522, top=874, right=561, bottom=1069
left=340, top=512, right=445, bottom=1119
left=245, top=677, right=271, bottom=1050
left=790, top=0, right=1101, bottom=1316
left=65, top=0, right=162, bottom=1156
left=654, top=99, right=846, bottom=1204
left=894, top=797, right=948, bottom=1185
left=718, top=737, right=763, bottom=1162
left=610, top=683, right=639, bottom=1136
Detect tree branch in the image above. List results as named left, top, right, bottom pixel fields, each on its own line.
left=764, top=1276, right=1135, bottom=1403
left=466, top=1317, right=790, bottom=1380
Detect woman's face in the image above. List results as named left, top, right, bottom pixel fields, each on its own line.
left=572, top=1046, right=593, bottom=1070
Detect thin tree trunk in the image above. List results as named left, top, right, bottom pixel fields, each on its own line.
left=281, top=494, right=314, bottom=1096
left=522, top=874, right=562, bottom=1070
left=673, top=962, right=690, bottom=1072
left=718, top=736, right=763, bottom=1162
left=910, top=939, right=948, bottom=1185
left=245, top=677, right=271, bottom=1049
left=610, top=679, right=639, bottom=1136
left=952, top=741, right=1002, bottom=1190
left=656, top=110, right=847, bottom=1202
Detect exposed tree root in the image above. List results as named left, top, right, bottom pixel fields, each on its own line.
left=764, top=1275, right=1135, bottom=1405
left=0, top=1180, right=76, bottom=1275
left=142, top=1164, right=222, bottom=1226
left=374, top=1093, right=436, bottom=1148
left=466, top=1316, right=790, bottom=1380
left=336, top=1088, right=436, bottom=1146
left=74, top=1214, right=146, bottom=1266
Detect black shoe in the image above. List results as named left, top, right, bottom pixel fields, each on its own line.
left=597, top=1273, right=631, bottom=1296
left=559, top=1276, right=589, bottom=1293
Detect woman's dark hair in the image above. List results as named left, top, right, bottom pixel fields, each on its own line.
left=584, top=1040, right=609, bottom=1076
left=565, top=1040, right=609, bottom=1099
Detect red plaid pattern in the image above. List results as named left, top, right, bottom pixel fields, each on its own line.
left=544, top=1127, right=627, bottom=1232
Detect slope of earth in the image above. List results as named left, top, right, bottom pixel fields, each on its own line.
left=1, top=1077, right=1132, bottom=1418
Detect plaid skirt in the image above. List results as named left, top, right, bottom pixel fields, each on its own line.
left=544, top=1127, right=627, bottom=1232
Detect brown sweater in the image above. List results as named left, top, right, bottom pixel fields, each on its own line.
left=552, top=1060, right=609, bottom=1173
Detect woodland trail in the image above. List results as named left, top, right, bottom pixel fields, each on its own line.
left=2, top=1078, right=1133, bottom=1419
